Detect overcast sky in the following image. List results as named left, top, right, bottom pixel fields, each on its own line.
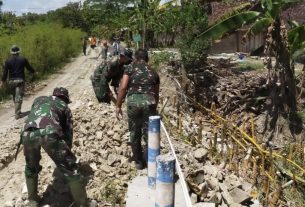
left=2, top=0, right=180, bottom=15
left=2, top=0, right=81, bottom=15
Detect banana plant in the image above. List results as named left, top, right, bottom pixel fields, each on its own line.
left=128, top=0, right=178, bottom=48
left=198, top=0, right=302, bottom=113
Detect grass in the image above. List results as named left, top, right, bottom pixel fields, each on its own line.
left=150, top=50, right=176, bottom=69
left=236, top=59, right=265, bottom=72
left=0, top=22, right=84, bottom=101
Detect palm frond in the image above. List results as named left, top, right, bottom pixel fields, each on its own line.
left=244, top=17, right=273, bottom=38
left=211, top=2, right=252, bottom=25
left=198, top=11, right=260, bottom=40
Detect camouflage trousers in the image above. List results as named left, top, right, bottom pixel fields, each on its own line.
left=8, top=79, right=25, bottom=115
left=21, top=129, right=80, bottom=182
left=127, top=95, right=157, bottom=145
left=90, top=77, right=110, bottom=103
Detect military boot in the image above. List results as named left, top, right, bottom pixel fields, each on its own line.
left=25, top=176, right=40, bottom=206
left=131, top=143, right=144, bottom=170
left=68, top=178, right=89, bottom=207
left=15, top=102, right=22, bottom=119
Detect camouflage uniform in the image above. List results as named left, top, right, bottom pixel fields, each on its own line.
left=124, top=61, right=160, bottom=164
left=8, top=79, right=25, bottom=115
left=20, top=95, right=89, bottom=206
left=90, top=57, right=125, bottom=103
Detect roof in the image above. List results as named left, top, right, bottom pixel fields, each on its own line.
left=282, top=0, right=305, bottom=24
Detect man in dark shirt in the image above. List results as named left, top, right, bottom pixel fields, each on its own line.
left=0, top=45, right=35, bottom=119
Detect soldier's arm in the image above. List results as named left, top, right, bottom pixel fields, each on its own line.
left=116, top=74, right=129, bottom=119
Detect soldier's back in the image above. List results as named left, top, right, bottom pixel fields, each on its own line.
left=25, top=96, right=67, bottom=133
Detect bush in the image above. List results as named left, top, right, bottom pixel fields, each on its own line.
left=0, top=22, right=84, bottom=100
left=150, top=51, right=176, bottom=69
left=175, top=3, right=210, bottom=71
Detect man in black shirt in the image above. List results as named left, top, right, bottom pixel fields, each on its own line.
left=0, top=45, right=35, bottom=119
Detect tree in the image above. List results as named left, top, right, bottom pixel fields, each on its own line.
left=199, top=0, right=304, bottom=115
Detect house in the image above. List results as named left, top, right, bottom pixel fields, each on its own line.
left=208, top=0, right=265, bottom=54
left=208, top=0, right=305, bottom=54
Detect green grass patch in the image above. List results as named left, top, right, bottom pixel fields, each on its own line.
left=150, top=51, right=176, bottom=69
left=0, top=22, right=84, bottom=101
left=237, top=59, right=264, bottom=71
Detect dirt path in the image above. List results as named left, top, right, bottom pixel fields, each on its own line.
left=0, top=50, right=105, bottom=206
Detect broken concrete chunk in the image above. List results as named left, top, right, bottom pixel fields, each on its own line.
left=229, top=188, right=251, bottom=204
left=193, top=203, right=216, bottom=207
left=194, top=148, right=208, bottom=161
left=222, top=189, right=234, bottom=205
left=107, top=154, right=117, bottom=166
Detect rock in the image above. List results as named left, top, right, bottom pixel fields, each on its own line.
left=217, top=171, right=224, bottom=181
left=90, top=162, right=98, bottom=171
left=107, top=154, right=117, bottom=166
left=194, top=148, right=208, bottom=161
left=229, top=204, right=242, bottom=207
left=89, top=200, right=98, bottom=207
left=22, top=182, right=27, bottom=194
left=99, top=149, right=109, bottom=159
left=14, top=198, right=24, bottom=207
left=207, top=176, right=219, bottom=190
left=101, top=165, right=112, bottom=173
left=241, top=181, right=252, bottom=193
left=206, top=190, right=221, bottom=204
left=221, top=188, right=234, bottom=205
left=193, top=203, right=215, bottom=207
left=107, top=130, right=115, bottom=136
left=113, top=133, right=121, bottom=142
left=229, top=188, right=251, bottom=204
left=4, top=201, right=14, bottom=207
left=96, top=131, right=103, bottom=139
left=224, top=175, right=242, bottom=190
left=198, top=181, right=208, bottom=197
left=191, top=193, right=198, bottom=204
left=203, top=165, right=219, bottom=177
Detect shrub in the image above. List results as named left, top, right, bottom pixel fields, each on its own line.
left=0, top=22, right=84, bottom=100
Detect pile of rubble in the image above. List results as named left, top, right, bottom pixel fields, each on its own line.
left=183, top=57, right=268, bottom=116
left=161, top=98, right=258, bottom=207
left=0, top=127, right=22, bottom=170
left=72, top=101, right=135, bottom=204
left=4, top=97, right=137, bottom=206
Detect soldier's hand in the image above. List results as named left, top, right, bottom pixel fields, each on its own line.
left=116, top=107, right=123, bottom=120
left=0, top=81, right=3, bottom=89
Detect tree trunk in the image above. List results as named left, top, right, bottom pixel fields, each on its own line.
left=265, top=18, right=297, bottom=114
left=273, top=18, right=297, bottom=112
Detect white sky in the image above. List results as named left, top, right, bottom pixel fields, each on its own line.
left=2, top=0, right=82, bottom=15
left=1, top=0, right=180, bottom=15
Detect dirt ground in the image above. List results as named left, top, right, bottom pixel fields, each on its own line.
left=0, top=49, right=117, bottom=206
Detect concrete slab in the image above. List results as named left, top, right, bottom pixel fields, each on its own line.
left=126, top=176, right=187, bottom=207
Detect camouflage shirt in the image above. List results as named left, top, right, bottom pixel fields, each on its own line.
left=23, top=96, right=73, bottom=141
left=124, top=61, right=160, bottom=97
left=92, top=57, right=125, bottom=87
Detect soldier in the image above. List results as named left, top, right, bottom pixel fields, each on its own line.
left=0, top=45, right=35, bottom=119
left=90, top=48, right=133, bottom=104
left=116, top=49, right=160, bottom=170
left=20, top=87, right=93, bottom=207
